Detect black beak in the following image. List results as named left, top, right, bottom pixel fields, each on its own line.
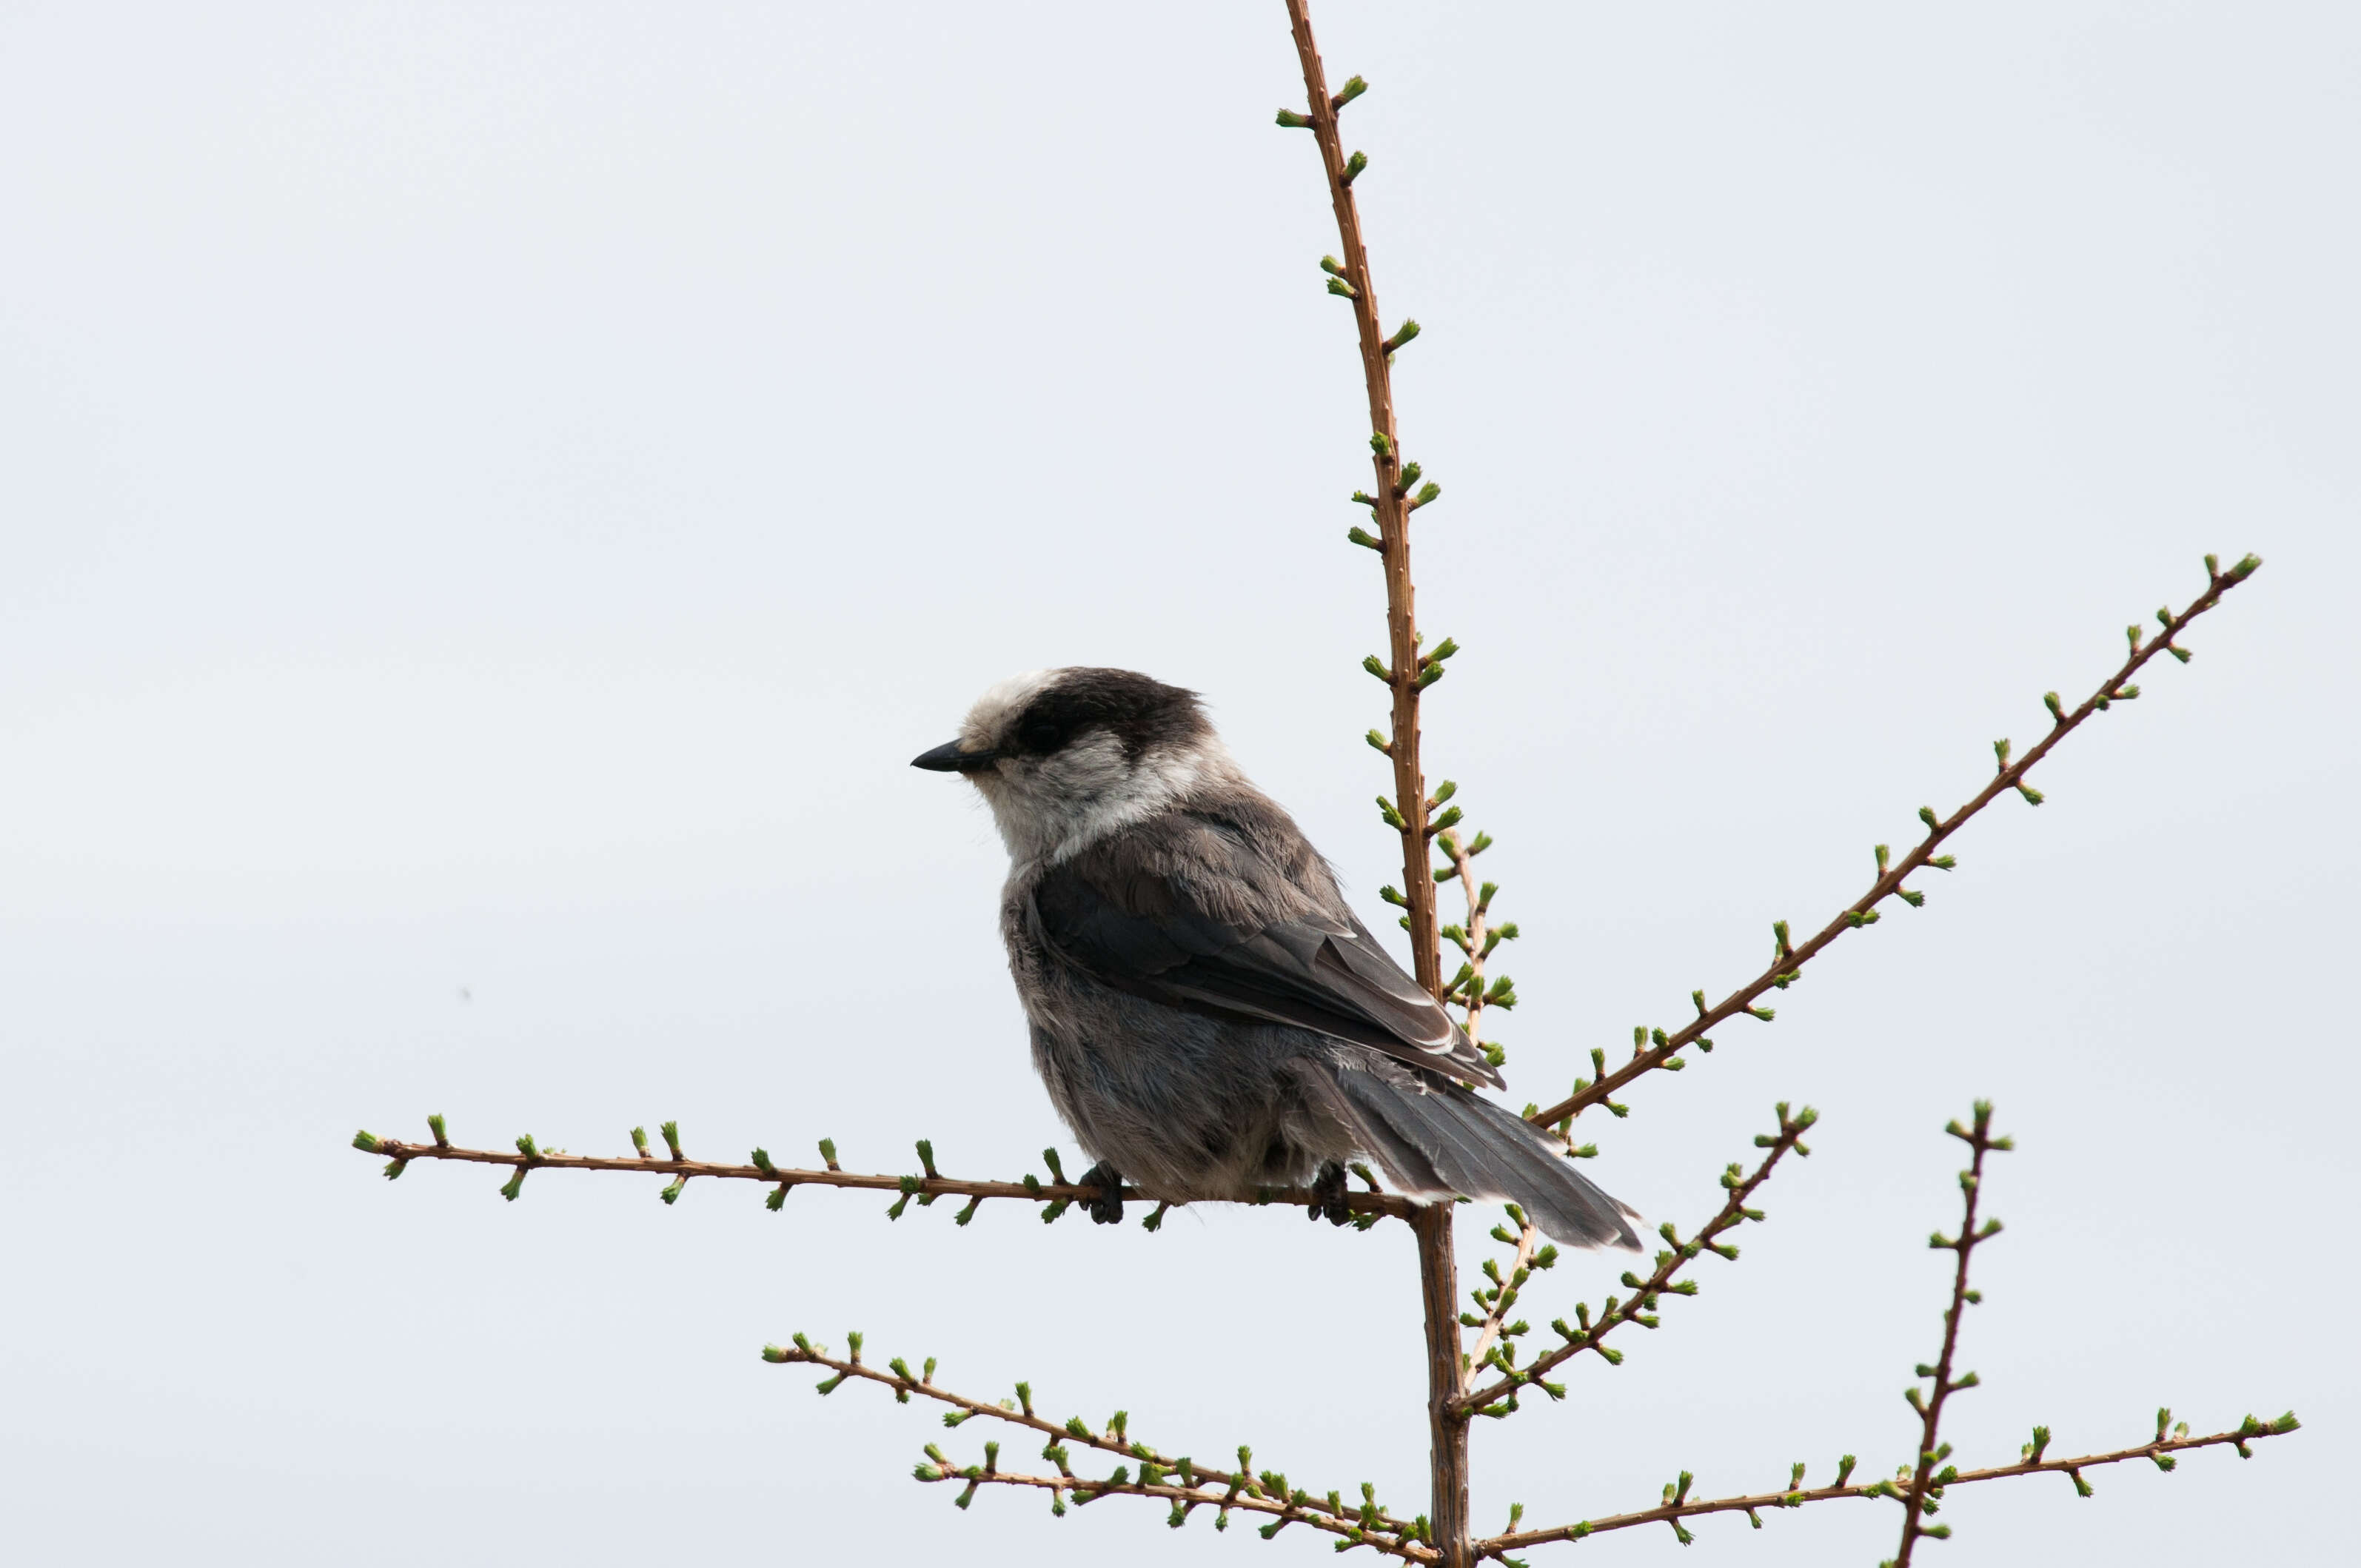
left=911, top=739, right=998, bottom=773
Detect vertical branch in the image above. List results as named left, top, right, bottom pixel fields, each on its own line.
left=1279, top=0, right=1435, bottom=990
left=1278, top=3, right=1464, bottom=1562
left=1893, top=1102, right=2012, bottom=1567
left=1436, top=826, right=1514, bottom=1069
left=1410, top=1205, right=1470, bottom=1562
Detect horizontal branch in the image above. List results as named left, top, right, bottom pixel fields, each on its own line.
left=350, top=1123, right=1420, bottom=1224
left=1451, top=1103, right=1817, bottom=1417
left=766, top=1339, right=1440, bottom=1561
left=1472, top=1414, right=2301, bottom=1558
left=1527, top=554, right=2261, bottom=1133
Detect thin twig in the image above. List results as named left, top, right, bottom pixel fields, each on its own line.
left=1436, top=827, right=1514, bottom=1061
left=1470, top=1417, right=2300, bottom=1558
left=351, top=1129, right=1419, bottom=1222
left=766, top=1341, right=1439, bottom=1561
left=1527, top=555, right=2262, bottom=1133
left=920, top=1467, right=1435, bottom=1558
left=1452, top=1105, right=1816, bottom=1418
left=1464, top=1219, right=1538, bottom=1376
left=1892, top=1102, right=2010, bottom=1565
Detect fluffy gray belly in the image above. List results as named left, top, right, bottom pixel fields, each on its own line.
left=1004, top=914, right=1360, bottom=1199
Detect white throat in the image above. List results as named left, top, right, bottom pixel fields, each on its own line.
left=979, top=737, right=1235, bottom=871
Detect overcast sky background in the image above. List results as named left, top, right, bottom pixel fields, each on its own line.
left=4, top=3, right=2354, bottom=1563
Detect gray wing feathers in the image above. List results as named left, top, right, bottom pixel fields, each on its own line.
left=1032, top=810, right=1503, bottom=1088
left=1334, top=1069, right=1641, bottom=1250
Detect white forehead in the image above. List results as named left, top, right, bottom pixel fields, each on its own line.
left=962, top=669, right=1059, bottom=739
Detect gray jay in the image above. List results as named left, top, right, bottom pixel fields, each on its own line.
left=913, top=666, right=1640, bottom=1250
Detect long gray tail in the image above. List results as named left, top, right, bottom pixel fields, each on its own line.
left=1333, top=1066, right=1641, bottom=1250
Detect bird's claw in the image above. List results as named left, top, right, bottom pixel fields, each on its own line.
left=1076, top=1161, right=1125, bottom=1225
left=1310, top=1161, right=1353, bottom=1226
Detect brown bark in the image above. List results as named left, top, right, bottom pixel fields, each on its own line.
left=1276, top=7, right=1466, bottom=1561
left=1411, top=1203, right=1470, bottom=1564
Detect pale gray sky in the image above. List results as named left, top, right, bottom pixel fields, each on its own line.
left=3, top=4, right=2353, bottom=1563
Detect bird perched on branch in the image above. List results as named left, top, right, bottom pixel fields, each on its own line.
left=914, top=667, right=1639, bottom=1250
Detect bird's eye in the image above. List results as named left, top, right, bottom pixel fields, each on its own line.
left=1019, top=722, right=1062, bottom=752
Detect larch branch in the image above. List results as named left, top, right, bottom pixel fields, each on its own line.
left=1276, top=1, right=1472, bottom=1559
left=1471, top=1416, right=2300, bottom=1558
left=768, top=1340, right=1439, bottom=1561
left=1453, top=1104, right=1816, bottom=1418
left=352, top=1128, right=1419, bottom=1222
left=1463, top=1217, right=1538, bottom=1378
left=1526, top=555, right=2262, bottom=1133
left=1892, top=1102, right=2009, bottom=1565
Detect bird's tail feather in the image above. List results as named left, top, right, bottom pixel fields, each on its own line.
left=1335, top=1069, right=1641, bottom=1250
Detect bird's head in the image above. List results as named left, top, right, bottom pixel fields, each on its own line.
left=912, top=667, right=1228, bottom=864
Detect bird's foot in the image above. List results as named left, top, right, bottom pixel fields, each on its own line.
left=1076, top=1161, right=1125, bottom=1225
left=1310, top=1161, right=1352, bottom=1227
